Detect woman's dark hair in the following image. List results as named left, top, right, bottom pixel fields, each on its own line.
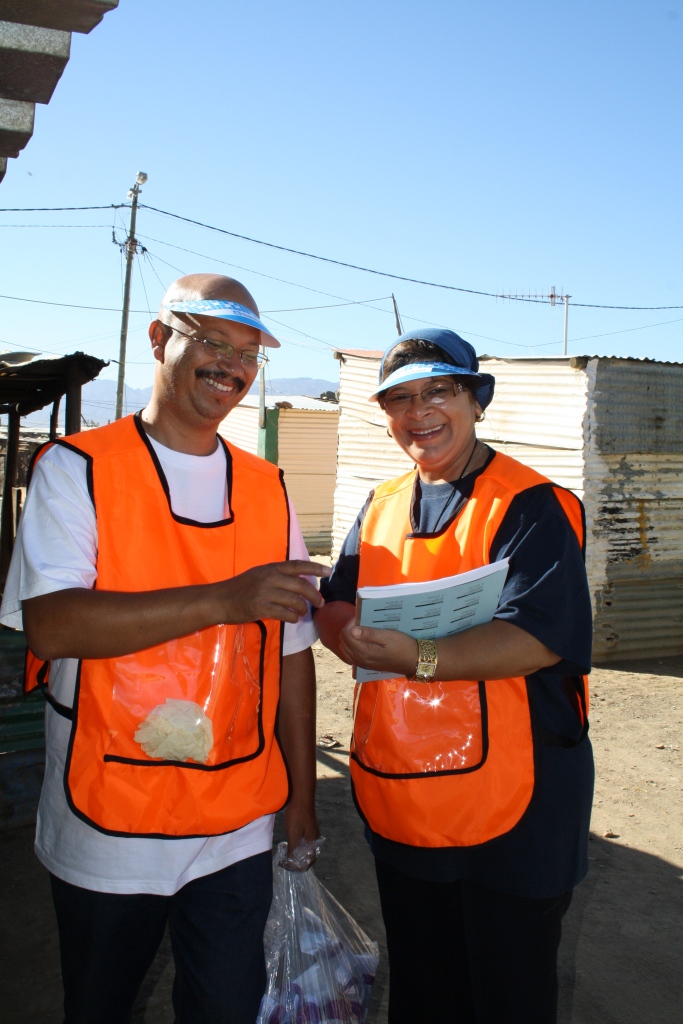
left=381, top=339, right=477, bottom=395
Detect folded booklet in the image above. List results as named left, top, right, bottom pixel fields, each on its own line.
left=355, top=559, right=509, bottom=683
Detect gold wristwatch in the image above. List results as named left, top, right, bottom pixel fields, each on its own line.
left=412, top=638, right=438, bottom=682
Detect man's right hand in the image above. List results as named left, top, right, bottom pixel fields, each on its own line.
left=24, top=561, right=331, bottom=662
left=217, top=560, right=330, bottom=625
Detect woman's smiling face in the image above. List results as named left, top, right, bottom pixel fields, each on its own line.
left=381, top=375, right=482, bottom=484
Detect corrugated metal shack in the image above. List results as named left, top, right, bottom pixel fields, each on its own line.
left=332, top=349, right=683, bottom=662
left=218, top=395, right=339, bottom=554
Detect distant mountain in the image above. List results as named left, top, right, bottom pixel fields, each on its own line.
left=24, top=379, right=153, bottom=428
left=248, top=377, right=338, bottom=398
left=22, top=376, right=339, bottom=429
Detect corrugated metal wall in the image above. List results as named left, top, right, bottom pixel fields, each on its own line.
left=278, top=408, right=339, bottom=553
left=219, top=404, right=339, bottom=554
left=218, top=405, right=259, bottom=454
left=478, top=357, right=587, bottom=496
left=332, top=353, right=412, bottom=557
left=333, top=351, right=683, bottom=662
left=331, top=353, right=586, bottom=555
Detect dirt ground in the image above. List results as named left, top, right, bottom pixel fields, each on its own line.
left=1, top=645, right=682, bottom=1024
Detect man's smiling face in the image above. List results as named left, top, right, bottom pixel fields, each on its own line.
left=152, top=314, right=261, bottom=428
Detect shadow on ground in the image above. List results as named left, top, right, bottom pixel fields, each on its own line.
left=593, top=652, right=683, bottom=679
left=2, top=749, right=682, bottom=1023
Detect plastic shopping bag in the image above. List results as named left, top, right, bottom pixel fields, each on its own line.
left=256, top=842, right=380, bottom=1024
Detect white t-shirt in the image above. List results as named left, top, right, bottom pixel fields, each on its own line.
left=0, top=435, right=317, bottom=895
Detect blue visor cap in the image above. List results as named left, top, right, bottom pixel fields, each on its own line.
left=161, top=299, right=280, bottom=348
left=373, top=328, right=495, bottom=408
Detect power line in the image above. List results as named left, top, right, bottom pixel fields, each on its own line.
left=139, top=233, right=530, bottom=346
left=139, top=204, right=524, bottom=301
left=138, top=233, right=396, bottom=306
left=262, top=297, right=391, bottom=313
left=260, top=315, right=338, bottom=349
left=3, top=201, right=682, bottom=311
left=0, top=223, right=112, bottom=228
left=568, top=315, right=683, bottom=344
left=0, top=292, right=149, bottom=313
left=0, top=204, right=125, bottom=211
left=139, top=203, right=683, bottom=312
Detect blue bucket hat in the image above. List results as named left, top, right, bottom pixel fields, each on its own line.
left=371, top=328, right=495, bottom=409
left=161, top=299, right=280, bottom=348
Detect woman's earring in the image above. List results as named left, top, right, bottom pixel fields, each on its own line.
left=386, top=428, right=392, bottom=437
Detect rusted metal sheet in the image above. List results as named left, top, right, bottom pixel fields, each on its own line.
left=332, top=349, right=683, bottom=661
left=588, top=358, right=683, bottom=455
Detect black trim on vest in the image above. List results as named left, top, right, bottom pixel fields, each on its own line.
left=63, top=653, right=273, bottom=839
left=487, top=481, right=590, bottom=748
left=491, top=481, right=587, bottom=560
left=133, top=412, right=235, bottom=529
left=353, top=676, right=541, bottom=850
left=350, top=680, right=489, bottom=780
left=21, top=419, right=288, bottom=838
left=406, top=446, right=497, bottom=539
left=274, top=469, right=294, bottom=813
left=31, top=659, right=74, bottom=720
left=23, top=439, right=94, bottom=704
left=554, top=484, right=587, bottom=559
left=28, top=438, right=96, bottom=508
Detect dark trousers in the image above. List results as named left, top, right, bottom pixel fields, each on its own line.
left=50, top=851, right=273, bottom=1024
left=375, top=857, right=572, bottom=1024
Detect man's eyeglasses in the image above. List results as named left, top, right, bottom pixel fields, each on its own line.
left=381, top=381, right=465, bottom=412
left=170, top=326, right=268, bottom=367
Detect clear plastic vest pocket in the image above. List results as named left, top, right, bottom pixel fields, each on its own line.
left=103, top=622, right=265, bottom=768
left=352, top=678, right=487, bottom=777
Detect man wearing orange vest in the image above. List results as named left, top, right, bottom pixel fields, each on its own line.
left=0, top=274, right=329, bottom=1024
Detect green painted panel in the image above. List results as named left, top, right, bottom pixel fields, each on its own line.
left=257, top=407, right=279, bottom=464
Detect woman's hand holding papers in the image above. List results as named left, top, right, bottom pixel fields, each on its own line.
left=340, top=618, right=563, bottom=683
left=340, top=623, right=419, bottom=678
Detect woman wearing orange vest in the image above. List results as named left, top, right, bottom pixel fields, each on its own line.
left=316, top=329, right=594, bottom=1024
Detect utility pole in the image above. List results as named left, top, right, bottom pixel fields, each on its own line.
left=258, top=351, right=266, bottom=430
left=115, top=171, right=148, bottom=420
left=391, top=293, right=404, bottom=336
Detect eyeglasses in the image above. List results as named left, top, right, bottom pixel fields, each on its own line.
left=381, top=381, right=465, bottom=412
left=170, top=326, right=268, bottom=367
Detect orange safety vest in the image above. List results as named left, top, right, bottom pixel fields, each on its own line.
left=25, top=413, right=291, bottom=838
left=351, top=450, right=589, bottom=849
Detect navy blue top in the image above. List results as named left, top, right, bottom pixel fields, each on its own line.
left=318, top=449, right=594, bottom=899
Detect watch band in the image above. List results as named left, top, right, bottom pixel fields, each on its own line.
left=412, top=638, right=438, bottom=682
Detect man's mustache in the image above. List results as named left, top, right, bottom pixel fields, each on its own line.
left=195, top=369, right=246, bottom=393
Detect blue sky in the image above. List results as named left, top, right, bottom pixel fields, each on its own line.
left=0, top=0, right=681, bottom=400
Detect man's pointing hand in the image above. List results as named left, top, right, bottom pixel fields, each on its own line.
left=218, top=560, right=330, bottom=625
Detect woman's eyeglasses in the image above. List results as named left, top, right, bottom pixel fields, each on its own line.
left=170, top=326, right=268, bottom=367
left=382, top=381, right=465, bottom=412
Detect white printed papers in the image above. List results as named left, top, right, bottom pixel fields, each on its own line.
left=355, top=559, right=509, bottom=683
